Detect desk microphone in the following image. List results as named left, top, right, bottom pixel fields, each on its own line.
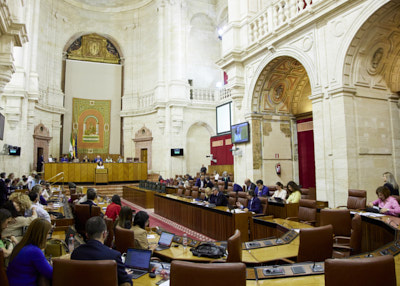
left=365, top=252, right=373, bottom=258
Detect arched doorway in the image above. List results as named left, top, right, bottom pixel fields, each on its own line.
left=186, top=122, right=213, bottom=176
left=61, top=33, right=123, bottom=160
left=33, top=124, right=52, bottom=172
left=251, top=56, right=313, bottom=187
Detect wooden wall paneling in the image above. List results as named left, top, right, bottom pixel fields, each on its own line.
left=129, top=163, right=134, bottom=181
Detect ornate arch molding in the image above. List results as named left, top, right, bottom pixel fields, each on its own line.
left=133, top=126, right=153, bottom=170
left=63, top=33, right=125, bottom=64
left=247, top=48, right=316, bottom=113
left=342, top=1, right=400, bottom=92
left=251, top=56, right=311, bottom=114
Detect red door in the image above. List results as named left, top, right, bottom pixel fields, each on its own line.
left=297, top=118, right=316, bottom=188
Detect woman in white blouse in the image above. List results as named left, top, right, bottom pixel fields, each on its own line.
left=272, top=182, right=287, bottom=200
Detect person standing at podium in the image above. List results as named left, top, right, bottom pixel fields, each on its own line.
left=97, top=161, right=105, bottom=169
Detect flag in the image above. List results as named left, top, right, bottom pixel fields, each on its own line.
left=69, top=133, right=75, bottom=158
left=74, top=133, right=78, bottom=159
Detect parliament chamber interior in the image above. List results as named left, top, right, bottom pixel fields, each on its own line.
left=1, top=0, right=400, bottom=285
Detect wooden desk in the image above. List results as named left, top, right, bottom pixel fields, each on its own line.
left=154, top=194, right=252, bottom=242
left=267, top=200, right=299, bottom=218
left=95, top=168, right=108, bottom=184
left=46, top=200, right=74, bottom=231
left=44, top=162, right=147, bottom=183
left=123, top=186, right=156, bottom=209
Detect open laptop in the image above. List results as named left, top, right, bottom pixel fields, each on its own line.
left=155, top=232, right=175, bottom=251
left=125, top=248, right=152, bottom=279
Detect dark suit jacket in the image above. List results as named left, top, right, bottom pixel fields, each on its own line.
left=195, top=178, right=206, bottom=188
left=222, top=176, right=231, bottom=189
left=247, top=182, right=257, bottom=192
left=0, top=179, right=7, bottom=206
left=205, top=181, right=214, bottom=188
left=80, top=200, right=97, bottom=207
left=209, top=192, right=228, bottom=206
left=71, top=240, right=132, bottom=285
left=247, top=197, right=262, bottom=214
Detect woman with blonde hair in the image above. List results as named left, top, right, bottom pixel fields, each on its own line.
left=7, top=218, right=53, bottom=285
left=383, top=172, right=399, bottom=196
left=2, top=193, right=38, bottom=242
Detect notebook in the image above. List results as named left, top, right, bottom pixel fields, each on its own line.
left=155, top=232, right=175, bottom=251
left=125, top=248, right=152, bottom=279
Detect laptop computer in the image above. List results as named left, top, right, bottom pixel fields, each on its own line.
left=155, top=232, right=175, bottom=251
left=125, top=248, right=152, bottom=279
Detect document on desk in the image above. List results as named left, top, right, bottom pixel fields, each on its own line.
left=159, top=280, right=170, bottom=286
left=360, top=212, right=385, bottom=217
left=233, top=209, right=246, bottom=214
left=147, top=234, right=156, bottom=239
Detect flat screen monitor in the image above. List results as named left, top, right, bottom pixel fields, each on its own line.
left=0, top=113, right=4, bottom=141
left=216, top=102, right=232, bottom=135
left=170, top=148, right=184, bottom=156
left=231, top=122, right=250, bottom=144
left=8, top=146, right=21, bottom=156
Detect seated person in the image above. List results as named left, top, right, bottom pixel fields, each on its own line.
left=28, top=191, right=51, bottom=222
left=221, top=171, right=230, bottom=189
left=115, top=206, right=134, bottom=229
left=244, top=178, right=256, bottom=192
left=195, top=175, right=206, bottom=188
left=117, top=156, right=124, bottom=163
left=60, top=155, right=69, bottom=163
left=80, top=188, right=97, bottom=207
left=236, top=190, right=262, bottom=214
left=71, top=216, right=132, bottom=286
left=131, top=211, right=151, bottom=250
left=2, top=195, right=38, bottom=242
left=97, top=161, right=105, bottom=169
left=82, top=155, right=90, bottom=163
left=105, top=195, right=121, bottom=221
left=31, top=185, right=48, bottom=205
left=255, top=180, right=269, bottom=197
left=286, top=181, right=301, bottom=204
left=272, top=182, right=287, bottom=200
left=105, top=156, right=113, bottom=163
left=368, top=186, right=400, bottom=216
left=0, top=208, right=17, bottom=258
left=205, top=176, right=214, bottom=188
left=7, top=218, right=52, bottom=286
left=203, top=187, right=212, bottom=201
left=41, top=183, right=52, bottom=200
left=207, top=187, right=228, bottom=206
left=213, top=170, right=220, bottom=181
left=94, top=155, right=103, bottom=163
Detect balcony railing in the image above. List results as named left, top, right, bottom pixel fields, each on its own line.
left=190, top=88, right=232, bottom=102
left=249, top=0, right=318, bottom=44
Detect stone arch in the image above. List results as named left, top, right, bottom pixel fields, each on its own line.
left=339, top=0, right=396, bottom=88
left=186, top=122, right=214, bottom=175
left=133, top=126, right=153, bottom=170
left=190, top=12, right=216, bottom=29
left=247, top=48, right=317, bottom=112
left=216, top=6, right=228, bottom=27
left=33, top=123, right=52, bottom=172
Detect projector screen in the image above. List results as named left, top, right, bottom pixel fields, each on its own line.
left=216, top=102, right=232, bottom=135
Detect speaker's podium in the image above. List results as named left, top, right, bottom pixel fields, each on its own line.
left=94, top=168, right=108, bottom=184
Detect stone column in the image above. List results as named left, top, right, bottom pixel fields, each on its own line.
left=388, top=94, right=400, bottom=178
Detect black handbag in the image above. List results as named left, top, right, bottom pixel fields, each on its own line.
left=190, top=242, right=226, bottom=259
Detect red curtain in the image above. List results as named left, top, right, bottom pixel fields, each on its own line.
left=297, top=118, right=316, bottom=188
left=210, top=134, right=233, bottom=165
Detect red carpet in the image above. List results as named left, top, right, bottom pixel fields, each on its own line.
left=122, top=199, right=214, bottom=242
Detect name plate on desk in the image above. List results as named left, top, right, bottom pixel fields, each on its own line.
left=95, top=169, right=108, bottom=174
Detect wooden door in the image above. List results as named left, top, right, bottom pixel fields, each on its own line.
left=140, top=148, right=148, bottom=163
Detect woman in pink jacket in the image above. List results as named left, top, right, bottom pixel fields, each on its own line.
left=368, top=186, right=400, bottom=216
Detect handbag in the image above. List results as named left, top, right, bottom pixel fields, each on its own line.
left=190, top=242, right=226, bottom=259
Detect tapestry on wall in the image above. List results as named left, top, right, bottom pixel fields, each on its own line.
left=72, top=98, right=111, bottom=155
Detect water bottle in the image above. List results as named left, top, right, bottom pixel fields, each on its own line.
left=68, top=234, right=74, bottom=253
left=182, top=233, right=188, bottom=249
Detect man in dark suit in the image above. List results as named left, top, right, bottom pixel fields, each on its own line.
left=0, top=172, right=7, bottom=207
left=236, top=190, right=262, bottom=214
left=205, top=176, right=214, bottom=188
left=208, top=187, right=228, bottom=206
left=244, top=178, right=256, bottom=192
left=71, top=216, right=132, bottom=286
left=195, top=175, right=206, bottom=188
left=80, top=188, right=97, bottom=207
